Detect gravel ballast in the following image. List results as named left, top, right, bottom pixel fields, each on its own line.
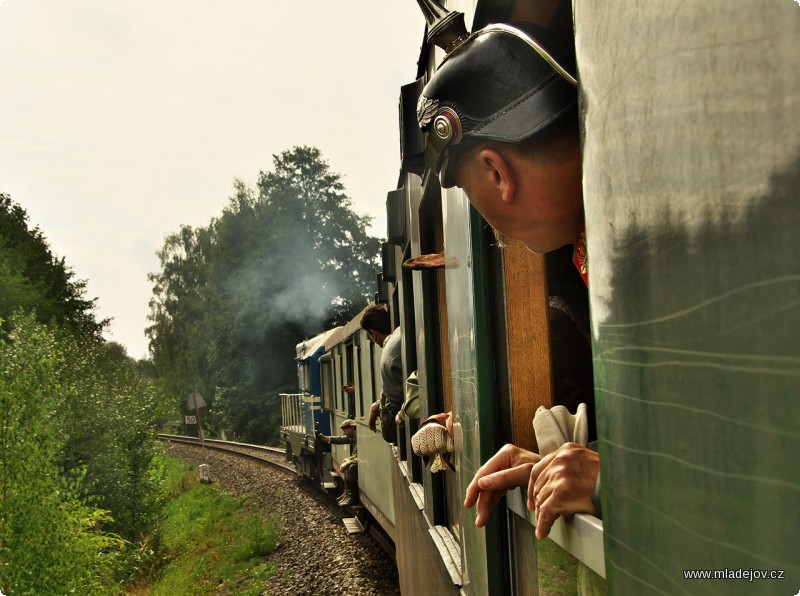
left=166, top=443, right=401, bottom=595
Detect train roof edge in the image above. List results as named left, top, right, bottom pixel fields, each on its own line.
left=321, top=304, right=372, bottom=351
left=294, top=303, right=375, bottom=361
left=295, top=328, right=340, bottom=361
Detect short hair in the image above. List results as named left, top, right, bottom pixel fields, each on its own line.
left=509, top=104, right=580, bottom=163
left=340, top=418, right=357, bottom=429
left=360, top=304, right=391, bottom=334
left=449, top=105, right=579, bottom=190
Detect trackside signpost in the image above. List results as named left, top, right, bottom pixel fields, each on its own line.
left=187, top=391, right=211, bottom=483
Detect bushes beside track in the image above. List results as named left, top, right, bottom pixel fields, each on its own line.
left=0, top=314, right=172, bottom=594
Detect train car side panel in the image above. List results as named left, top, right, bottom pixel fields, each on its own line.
left=442, top=187, right=494, bottom=594
left=576, top=1, right=800, bottom=592
left=357, top=423, right=397, bottom=538
left=392, top=460, right=461, bottom=595
left=356, top=326, right=397, bottom=533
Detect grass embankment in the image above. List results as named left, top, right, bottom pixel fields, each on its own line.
left=537, top=536, right=606, bottom=595
left=137, top=457, right=281, bottom=595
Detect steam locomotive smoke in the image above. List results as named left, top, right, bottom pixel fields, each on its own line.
left=230, top=215, right=342, bottom=336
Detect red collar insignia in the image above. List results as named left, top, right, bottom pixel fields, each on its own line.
left=573, top=222, right=588, bottom=287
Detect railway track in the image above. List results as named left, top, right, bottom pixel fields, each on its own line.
left=160, top=433, right=397, bottom=562
left=159, top=435, right=400, bottom=594
left=157, top=434, right=295, bottom=474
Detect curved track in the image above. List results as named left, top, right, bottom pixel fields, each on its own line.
left=162, top=438, right=400, bottom=594
left=157, top=434, right=295, bottom=474
left=158, top=433, right=396, bottom=562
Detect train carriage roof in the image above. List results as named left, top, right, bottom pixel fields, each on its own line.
left=295, top=327, right=341, bottom=361
left=321, top=304, right=373, bottom=352
left=294, top=304, right=377, bottom=361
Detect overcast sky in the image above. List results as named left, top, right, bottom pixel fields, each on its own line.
left=0, top=0, right=424, bottom=359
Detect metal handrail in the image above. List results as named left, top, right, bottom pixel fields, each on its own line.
left=280, top=393, right=305, bottom=430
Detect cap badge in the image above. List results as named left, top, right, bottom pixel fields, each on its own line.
left=432, top=107, right=462, bottom=145
left=417, top=94, right=440, bottom=128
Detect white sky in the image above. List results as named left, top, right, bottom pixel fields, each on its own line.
left=0, top=0, right=424, bottom=359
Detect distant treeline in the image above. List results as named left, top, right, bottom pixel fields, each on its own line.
left=146, top=146, right=381, bottom=445
left=0, top=193, right=171, bottom=593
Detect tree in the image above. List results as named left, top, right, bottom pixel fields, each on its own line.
left=256, top=146, right=380, bottom=326
left=0, top=193, right=102, bottom=337
left=147, top=146, right=381, bottom=443
left=0, top=195, right=171, bottom=591
left=0, top=315, right=123, bottom=594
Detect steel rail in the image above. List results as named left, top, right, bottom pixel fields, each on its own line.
left=159, top=434, right=396, bottom=559
left=157, top=434, right=296, bottom=474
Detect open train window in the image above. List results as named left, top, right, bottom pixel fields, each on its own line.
left=300, top=362, right=312, bottom=394
left=417, top=182, right=451, bottom=416
left=319, top=354, right=333, bottom=411
left=415, top=180, right=459, bottom=534
left=388, top=0, right=612, bottom=591
left=354, top=337, right=368, bottom=419
left=487, top=2, right=605, bottom=591
left=399, top=253, right=420, bottom=479
left=368, top=334, right=377, bottom=406
left=344, top=341, right=356, bottom=419
left=334, top=352, right=344, bottom=414
left=497, top=235, right=605, bottom=593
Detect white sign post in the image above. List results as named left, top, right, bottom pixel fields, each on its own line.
left=186, top=392, right=207, bottom=444
left=187, top=392, right=211, bottom=482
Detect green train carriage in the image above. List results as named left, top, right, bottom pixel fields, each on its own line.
left=285, top=1, right=798, bottom=593
left=382, top=0, right=799, bottom=594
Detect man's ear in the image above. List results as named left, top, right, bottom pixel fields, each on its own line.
left=478, top=148, right=516, bottom=204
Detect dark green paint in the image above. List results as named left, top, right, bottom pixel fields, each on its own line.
left=576, top=2, right=800, bottom=593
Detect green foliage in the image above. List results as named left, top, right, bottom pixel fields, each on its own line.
left=162, top=454, right=196, bottom=499
left=151, top=461, right=279, bottom=595
left=0, top=313, right=174, bottom=594
left=535, top=538, right=607, bottom=595
left=0, top=193, right=103, bottom=337
left=0, top=193, right=175, bottom=592
left=59, top=337, right=172, bottom=539
left=0, top=315, right=122, bottom=594
left=147, top=146, right=381, bottom=442
left=255, top=146, right=380, bottom=324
